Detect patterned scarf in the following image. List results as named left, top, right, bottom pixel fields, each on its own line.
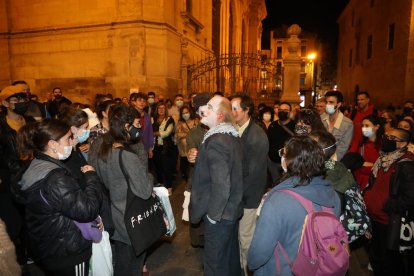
left=202, top=122, right=239, bottom=144
left=372, top=147, right=407, bottom=177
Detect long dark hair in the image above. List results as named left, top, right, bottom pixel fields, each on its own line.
left=283, top=136, right=326, bottom=185
left=360, top=114, right=384, bottom=150
left=17, top=119, right=70, bottom=161
left=97, top=104, right=134, bottom=162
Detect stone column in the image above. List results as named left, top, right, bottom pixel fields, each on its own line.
left=281, top=24, right=302, bottom=104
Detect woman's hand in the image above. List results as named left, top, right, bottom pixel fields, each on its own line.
left=81, top=165, right=95, bottom=173
left=79, top=143, right=90, bottom=153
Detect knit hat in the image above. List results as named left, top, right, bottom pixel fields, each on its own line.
left=193, top=92, right=212, bottom=112
left=0, top=85, right=26, bottom=101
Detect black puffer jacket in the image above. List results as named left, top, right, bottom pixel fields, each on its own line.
left=17, top=153, right=102, bottom=269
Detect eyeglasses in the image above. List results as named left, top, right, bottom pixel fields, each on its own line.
left=278, top=148, right=285, bottom=158
left=382, top=134, right=403, bottom=142
left=8, top=96, right=29, bottom=103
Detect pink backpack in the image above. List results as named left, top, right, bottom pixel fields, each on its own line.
left=275, top=189, right=350, bottom=276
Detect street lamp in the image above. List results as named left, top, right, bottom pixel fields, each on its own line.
left=307, top=52, right=317, bottom=106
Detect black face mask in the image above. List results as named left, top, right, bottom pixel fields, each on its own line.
left=128, top=126, right=141, bottom=143
left=403, top=107, right=413, bottom=114
left=13, top=102, right=29, bottom=115
left=278, top=111, right=289, bottom=121
left=381, top=138, right=397, bottom=153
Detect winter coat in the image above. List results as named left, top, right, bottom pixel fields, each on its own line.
left=17, top=153, right=102, bottom=270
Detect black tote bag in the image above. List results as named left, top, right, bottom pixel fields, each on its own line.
left=118, top=149, right=167, bottom=256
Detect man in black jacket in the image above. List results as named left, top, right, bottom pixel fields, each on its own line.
left=46, top=87, right=72, bottom=118
left=267, top=102, right=295, bottom=183
left=231, top=94, right=269, bottom=275
left=190, top=95, right=243, bottom=276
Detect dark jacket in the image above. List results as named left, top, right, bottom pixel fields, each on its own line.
left=240, top=120, right=269, bottom=208
left=17, top=153, right=102, bottom=270
left=364, top=152, right=414, bottom=250
left=190, top=130, right=244, bottom=223
left=267, top=120, right=295, bottom=163
left=46, top=96, right=72, bottom=118
left=248, top=176, right=341, bottom=276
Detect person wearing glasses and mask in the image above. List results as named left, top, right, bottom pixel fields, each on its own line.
left=0, top=85, right=34, bottom=266
left=363, top=128, right=414, bottom=276
left=267, top=102, right=295, bottom=183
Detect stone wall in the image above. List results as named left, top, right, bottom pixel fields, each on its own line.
left=0, top=0, right=266, bottom=103
left=337, top=0, right=413, bottom=107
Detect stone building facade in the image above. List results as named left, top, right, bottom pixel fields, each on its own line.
left=337, top=0, right=414, bottom=107
left=0, top=0, right=266, bottom=103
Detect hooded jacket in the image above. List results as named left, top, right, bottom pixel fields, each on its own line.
left=248, top=176, right=341, bottom=276
left=16, top=153, right=102, bottom=270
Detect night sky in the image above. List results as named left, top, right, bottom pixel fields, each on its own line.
left=262, top=0, right=349, bottom=49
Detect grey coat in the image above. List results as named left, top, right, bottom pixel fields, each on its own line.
left=190, top=132, right=244, bottom=223
left=91, top=145, right=153, bottom=245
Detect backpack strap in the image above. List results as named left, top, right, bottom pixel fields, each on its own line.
left=274, top=241, right=293, bottom=274
left=278, top=189, right=314, bottom=213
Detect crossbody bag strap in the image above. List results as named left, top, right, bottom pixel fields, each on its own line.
left=280, top=122, right=294, bottom=136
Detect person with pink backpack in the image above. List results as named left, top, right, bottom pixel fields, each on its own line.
left=248, top=136, right=349, bottom=275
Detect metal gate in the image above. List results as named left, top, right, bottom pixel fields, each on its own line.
left=187, top=53, right=282, bottom=99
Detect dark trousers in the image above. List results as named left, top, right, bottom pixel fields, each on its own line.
left=369, top=220, right=414, bottom=276
left=180, top=156, right=189, bottom=179
left=114, top=240, right=146, bottom=276
left=153, top=146, right=176, bottom=188
left=203, top=216, right=242, bottom=276
left=43, top=260, right=89, bottom=276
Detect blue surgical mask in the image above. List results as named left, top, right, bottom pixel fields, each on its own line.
left=325, top=104, right=337, bottom=115
left=76, top=129, right=90, bottom=143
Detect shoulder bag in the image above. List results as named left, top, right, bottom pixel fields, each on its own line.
left=118, top=149, right=167, bottom=256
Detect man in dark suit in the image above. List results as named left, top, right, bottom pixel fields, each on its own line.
left=190, top=95, right=243, bottom=276
left=231, top=94, right=269, bottom=275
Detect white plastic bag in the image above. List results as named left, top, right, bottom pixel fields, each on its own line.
left=153, top=187, right=176, bottom=237
left=182, top=190, right=191, bottom=221
left=90, top=231, right=113, bottom=276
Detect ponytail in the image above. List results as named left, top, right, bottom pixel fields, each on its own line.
left=97, top=104, right=135, bottom=162
left=17, top=119, right=70, bottom=160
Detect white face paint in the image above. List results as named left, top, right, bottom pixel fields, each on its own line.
left=200, top=96, right=221, bottom=128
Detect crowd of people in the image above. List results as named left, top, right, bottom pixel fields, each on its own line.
left=1, top=81, right=414, bottom=276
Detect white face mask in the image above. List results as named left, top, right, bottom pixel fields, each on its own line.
left=281, top=156, right=288, bottom=173
left=57, top=145, right=73, bottom=160
left=176, top=100, right=183, bottom=108
left=263, top=114, right=272, bottom=122
left=182, top=113, right=190, bottom=121
left=325, top=104, right=337, bottom=115
left=362, top=127, right=374, bottom=138
left=148, top=98, right=155, bottom=105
